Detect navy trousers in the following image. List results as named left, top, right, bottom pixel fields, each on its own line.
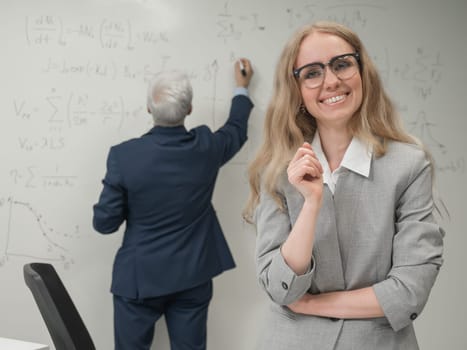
left=113, top=280, right=213, bottom=350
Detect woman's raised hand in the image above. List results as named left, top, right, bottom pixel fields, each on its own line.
left=287, top=142, right=324, bottom=203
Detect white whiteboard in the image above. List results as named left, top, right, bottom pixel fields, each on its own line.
left=1, top=0, right=466, bottom=349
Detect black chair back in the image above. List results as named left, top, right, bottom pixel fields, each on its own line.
left=24, top=263, right=96, bottom=350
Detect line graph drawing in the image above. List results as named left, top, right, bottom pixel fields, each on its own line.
left=0, top=196, right=76, bottom=268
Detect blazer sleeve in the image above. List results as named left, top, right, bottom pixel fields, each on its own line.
left=373, top=152, right=444, bottom=331
left=213, top=94, right=254, bottom=166
left=93, top=147, right=128, bottom=234
left=255, top=184, right=314, bottom=305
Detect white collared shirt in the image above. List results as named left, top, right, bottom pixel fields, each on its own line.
left=311, top=132, right=372, bottom=194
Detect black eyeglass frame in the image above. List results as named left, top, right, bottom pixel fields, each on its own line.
left=293, top=52, right=361, bottom=81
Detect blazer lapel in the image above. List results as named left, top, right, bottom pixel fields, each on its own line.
left=333, top=169, right=371, bottom=287
left=313, top=187, right=346, bottom=292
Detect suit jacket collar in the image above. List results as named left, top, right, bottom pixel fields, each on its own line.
left=144, top=125, right=191, bottom=145
left=146, top=125, right=188, bottom=135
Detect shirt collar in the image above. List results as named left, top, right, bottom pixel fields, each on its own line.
left=311, top=132, right=372, bottom=179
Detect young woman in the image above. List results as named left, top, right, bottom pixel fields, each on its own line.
left=244, top=21, right=444, bottom=349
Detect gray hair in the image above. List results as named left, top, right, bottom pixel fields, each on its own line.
left=147, top=70, right=193, bottom=126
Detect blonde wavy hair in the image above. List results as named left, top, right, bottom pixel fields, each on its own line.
left=243, top=21, right=420, bottom=222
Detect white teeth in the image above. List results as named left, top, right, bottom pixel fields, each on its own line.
left=323, top=95, right=345, bottom=104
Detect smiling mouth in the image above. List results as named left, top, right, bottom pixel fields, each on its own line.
left=321, top=94, right=347, bottom=105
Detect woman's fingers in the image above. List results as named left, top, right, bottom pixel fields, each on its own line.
left=288, top=154, right=322, bottom=183
left=289, top=144, right=322, bottom=175
left=290, top=142, right=314, bottom=162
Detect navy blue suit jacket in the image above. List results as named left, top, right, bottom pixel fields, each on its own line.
left=93, top=95, right=254, bottom=299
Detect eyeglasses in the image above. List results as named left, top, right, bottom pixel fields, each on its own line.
left=293, top=52, right=361, bottom=89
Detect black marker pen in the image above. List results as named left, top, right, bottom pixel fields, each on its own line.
left=239, top=60, right=247, bottom=77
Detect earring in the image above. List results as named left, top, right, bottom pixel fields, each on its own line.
left=299, top=104, right=308, bottom=115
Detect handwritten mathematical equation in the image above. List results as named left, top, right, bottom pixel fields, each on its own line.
left=216, top=2, right=265, bottom=43
left=9, top=165, right=77, bottom=189
left=25, top=15, right=169, bottom=49
left=13, top=91, right=145, bottom=135
left=286, top=2, right=386, bottom=29
left=392, top=48, right=442, bottom=100
left=24, top=2, right=388, bottom=49
left=217, top=2, right=384, bottom=42
left=41, top=56, right=161, bottom=84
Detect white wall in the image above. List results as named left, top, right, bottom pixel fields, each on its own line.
left=1, top=0, right=466, bottom=348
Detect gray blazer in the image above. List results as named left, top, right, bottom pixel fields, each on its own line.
left=255, top=141, right=444, bottom=350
